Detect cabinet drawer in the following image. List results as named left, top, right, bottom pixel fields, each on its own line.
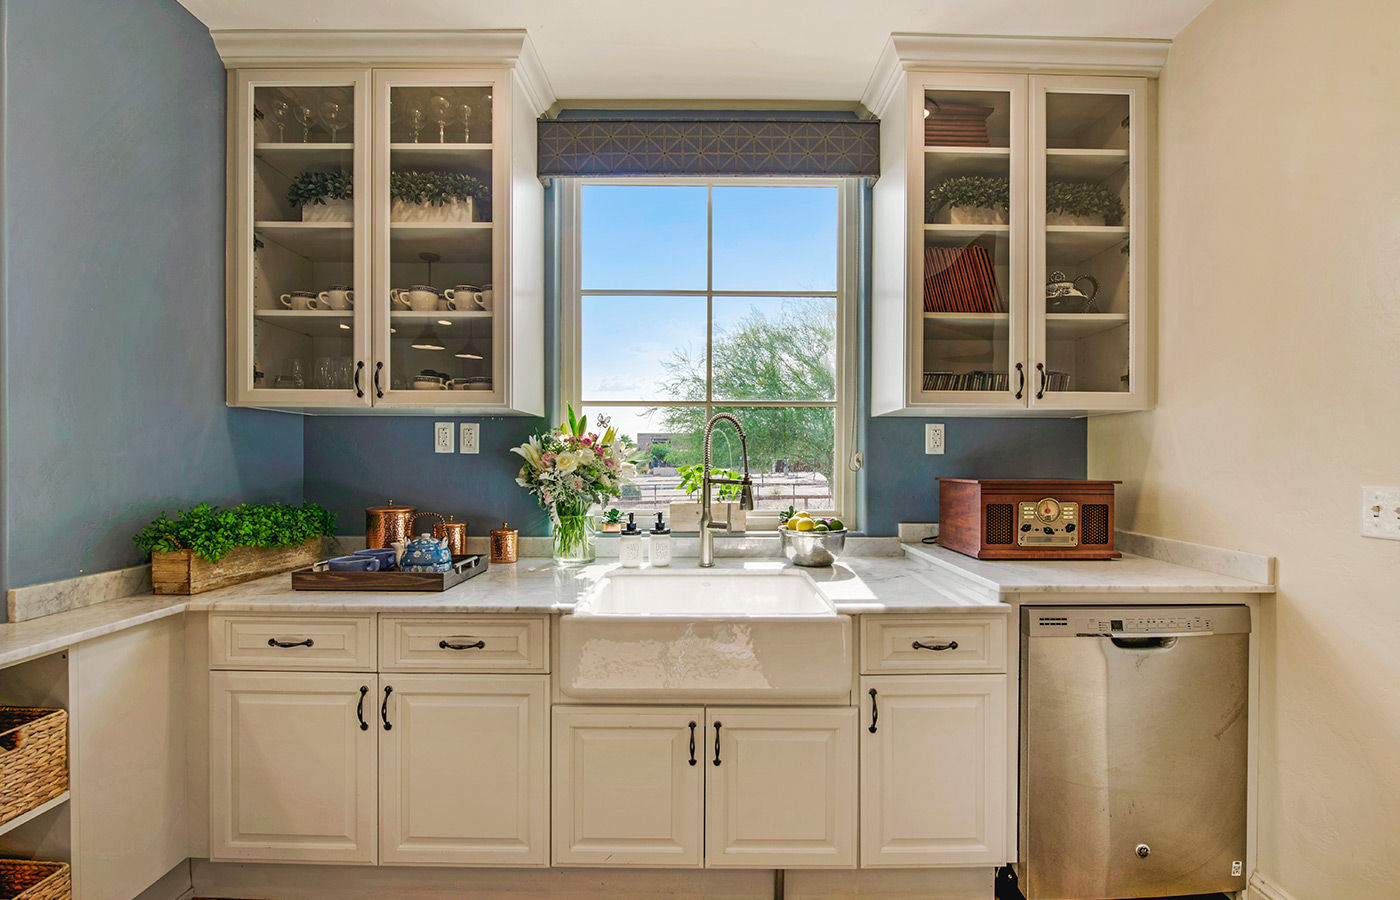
left=210, top=614, right=375, bottom=671
left=861, top=616, right=1006, bottom=674
left=380, top=616, right=548, bottom=673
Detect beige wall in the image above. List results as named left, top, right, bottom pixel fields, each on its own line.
left=1089, top=0, right=1400, bottom=894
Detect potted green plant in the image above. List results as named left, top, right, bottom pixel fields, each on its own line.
left=667, top=464, right=747, bottom=534
left=389, top=170, right=491, bottom=223
left=927, top=175, right=1009, bottom=225
left=134, top=502, right=337, bottom=595
left=599, top=507, right=626, bottom=533
left=1046, top=180, right=1126, bottom=226
left=287, top=170, right=354, bottom=222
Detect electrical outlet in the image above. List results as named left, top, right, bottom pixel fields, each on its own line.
left=434, top=421, right=455, bottom=454
left=1360, top=485, right=1400, bottom=540
left=460, top=422, right=480, bottom=455
left=925, top=423, right=945, bottom=455
left=1231, top=861, right=1243, bottom=877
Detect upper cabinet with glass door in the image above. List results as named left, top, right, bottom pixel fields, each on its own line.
left=867, top=35, right=1164, bottom=416
left=220, top=34, right=552, bottom=414
left=230, top=69, right=372, bottom=408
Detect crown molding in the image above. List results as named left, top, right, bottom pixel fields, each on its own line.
left=861, top=32, right=1171, bottom=112
left=210, top=29, right=556, bottom=111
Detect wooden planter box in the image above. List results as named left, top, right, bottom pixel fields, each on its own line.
left=151, top=538, right=323, bottom=595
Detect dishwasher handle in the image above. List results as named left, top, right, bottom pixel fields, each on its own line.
left=1109, top=635, right=1179, bottom=649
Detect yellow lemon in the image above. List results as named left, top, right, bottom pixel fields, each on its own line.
left=794, top=518, right=816, bottom=532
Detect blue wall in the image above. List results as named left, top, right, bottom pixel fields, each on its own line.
left=0, top=0, right=304, bottom=593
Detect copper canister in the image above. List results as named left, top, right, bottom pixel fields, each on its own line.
left=490, top=522, right=519, bottom=564
left=434, top=516, right=468, bottom=557
left=366, top=501, right=417, bottom=549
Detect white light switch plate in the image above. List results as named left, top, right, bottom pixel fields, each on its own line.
left=460, top=423, right=480, bottom=455
left=1361, top=485, right=1400, bottom=540
left=434, top=422, right=454, bottom=454
left=925, top=423, right=945, bottom=455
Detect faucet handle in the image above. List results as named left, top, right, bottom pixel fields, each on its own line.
left=739, top=478, right=755, bottom=511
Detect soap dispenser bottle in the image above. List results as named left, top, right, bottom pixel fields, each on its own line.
left=649, top=512, right=672, bottom=567
left=619, top=513, right=644, bottom=568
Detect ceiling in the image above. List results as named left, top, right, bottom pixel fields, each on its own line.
left=174, top=0, right=1211, bottom=102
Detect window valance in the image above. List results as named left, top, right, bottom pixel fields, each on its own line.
left=537, top=117, right=879, bottom=179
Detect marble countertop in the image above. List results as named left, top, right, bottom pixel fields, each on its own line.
left=905, top=542, right=1276, bottom=594
left=0, top=535, right=1274, bottom=670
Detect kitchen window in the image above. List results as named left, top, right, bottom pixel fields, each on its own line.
left=560, top=178, right=857, bottom=528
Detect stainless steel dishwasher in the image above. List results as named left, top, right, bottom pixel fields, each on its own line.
left=1018, top=605, right=1250, bottom=900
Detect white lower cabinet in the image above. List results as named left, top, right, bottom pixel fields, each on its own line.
left=210, top=671, right=379, bottom=863
left=380, top=674, right=548, bottom=865
left=706, top=707, right=858, bottom=869
left=860, top=674, right=1007, bottom=866
left=552, top=707, right=704, bottom=867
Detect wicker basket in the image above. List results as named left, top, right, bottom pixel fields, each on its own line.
left=0, top=861, right=69, bottom=900
left=0, top=709, right=68, bottom=826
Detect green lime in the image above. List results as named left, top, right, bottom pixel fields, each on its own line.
left=826, top=518, right=844, bottom=531
left=814, top=523, right=830, bottom=532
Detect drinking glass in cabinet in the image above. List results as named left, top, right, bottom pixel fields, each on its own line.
left=1041, top=91, right=1131, bottom=393
left=921, top=88, right=1015, bottom=395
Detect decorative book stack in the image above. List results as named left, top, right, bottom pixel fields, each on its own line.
left=924, top=103, right=993, bottom=146
left=923, top=245, right=1002, bottom=313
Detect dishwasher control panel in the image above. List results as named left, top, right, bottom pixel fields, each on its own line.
left=1024, top=606, right=1252, bottom=637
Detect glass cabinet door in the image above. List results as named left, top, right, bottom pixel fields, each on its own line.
left=234, top=69, right=371, bottom=406
left=1030, top=76, right=1149, bottom=408
left=915, top=75, right=1026, bottom=405
left=371, top=70, right=500, bottom=404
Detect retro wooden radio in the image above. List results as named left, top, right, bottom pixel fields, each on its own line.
left=936, top=478, right=1121, bottom=560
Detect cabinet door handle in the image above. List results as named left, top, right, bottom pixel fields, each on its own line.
left=439, top=639, right=486, bottom=650
left=267, top=638, right=313, bottom=648
left=381, top=685, right=393, bottom=731
left=1015, top=362, right=1025, bottom=400
left=688, top=721, right=697, bottom=766
left=353, top=361, right=365, bottom=398
left=912, top=639, right=959, bottom=652
left=868, top=688, right=879, bottom=734
left=1036, top=362, right=1046, bottom=399
left=356, top=685, right=369, bottom=731
left=374, top=361, right=384, bottom=399
left=713, top=721, right=722, bottom=766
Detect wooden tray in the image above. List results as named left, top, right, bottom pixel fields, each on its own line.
left=291, top=555, right=487, bottom=592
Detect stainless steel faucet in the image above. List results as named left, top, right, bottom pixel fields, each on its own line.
left=699, top=412, right=755, bottom=567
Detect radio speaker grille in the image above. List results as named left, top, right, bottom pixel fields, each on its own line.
left=1081, top=504, right=1109, bottom=545
left=985, top=504, right=1014, bottom=544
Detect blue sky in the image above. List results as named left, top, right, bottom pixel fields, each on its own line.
left=579, top=183, right=838, bottom=439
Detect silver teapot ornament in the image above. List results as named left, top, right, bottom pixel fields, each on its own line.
left=1045, top=271, right=1100, bottom=313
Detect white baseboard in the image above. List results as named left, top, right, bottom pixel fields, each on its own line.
left=1248, top=872, right=1299, bottom=900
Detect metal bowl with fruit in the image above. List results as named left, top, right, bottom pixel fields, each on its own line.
left=778, top=513, right=848, bottom=567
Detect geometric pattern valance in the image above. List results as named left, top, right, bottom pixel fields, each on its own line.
left=538, top=118, right=879, bottom=179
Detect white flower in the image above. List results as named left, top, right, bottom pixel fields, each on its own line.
left=510, top=435, right=544, bottom=469
left=578, top=448, right=596, bottom=465
left=555, top=450, right=580, bottom=474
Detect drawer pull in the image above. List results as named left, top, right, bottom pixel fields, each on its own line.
left=869, top=688, right=879, bottom=733
left=688, top=721, right=697, bottom=766
left=713, top=721, right=722, bottom=766
left=356, top=686, right=369, bottom=731
left=381, top=685, right=393, bottom=730
left=268, top=638, right=314, bottom=649
left=439, top=638, right=486, bottom=651
left=912, top=639, right=958, bottom=652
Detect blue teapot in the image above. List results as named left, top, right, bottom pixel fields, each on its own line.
left=393, top=533, right=453, bottom=573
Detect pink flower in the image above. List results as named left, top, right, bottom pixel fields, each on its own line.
left=572, top=476, right=584, bottom=491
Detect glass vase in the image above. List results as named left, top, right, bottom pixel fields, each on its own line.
left=552, top=513, right=597, bottom=564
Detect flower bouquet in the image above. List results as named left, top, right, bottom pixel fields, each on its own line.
left=510, top=406, right=638, bottom=563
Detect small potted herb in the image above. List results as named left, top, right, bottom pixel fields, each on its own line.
left=927, top=175, right=1009, bottom=225
left=1046, top=180, right=1126, bottom=226
left=287, top=170, right=354, bottom=222
left=134, top=502, right=337, bottom=595
left=390, top=171, right=492, bottom=223
left=667, top=464, right=746, bottom=534
left=599, top=507, right=626, bottom=533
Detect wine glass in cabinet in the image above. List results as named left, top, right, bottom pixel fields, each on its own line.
left=372, top=70, right=501, bottom=406
left=233, top=69, right=371, bottom=408
left=1029, top=75, right=1154, bottom=410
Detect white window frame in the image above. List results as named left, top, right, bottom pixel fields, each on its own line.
left=559, top=176, right=859, bottom=531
